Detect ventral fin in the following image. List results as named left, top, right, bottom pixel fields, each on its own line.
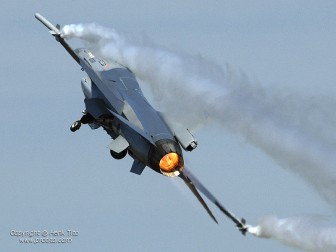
left=130, top=160, right=146, bottom=175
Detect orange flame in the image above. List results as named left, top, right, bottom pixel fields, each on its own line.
left=159, top=153, right=179, bottom=172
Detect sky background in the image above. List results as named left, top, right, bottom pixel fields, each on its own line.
left=1, top=1, right=336, bottom=251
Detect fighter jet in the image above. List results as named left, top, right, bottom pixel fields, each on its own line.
left=35, top=13, right=248, bottom=235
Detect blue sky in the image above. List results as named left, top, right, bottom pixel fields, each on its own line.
left=1, top=1, right=336, bottom=251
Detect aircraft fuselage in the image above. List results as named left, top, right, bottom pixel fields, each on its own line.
left=77, top=48, right=184, bottom=176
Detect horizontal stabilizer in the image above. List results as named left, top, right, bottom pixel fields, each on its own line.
left=181, top=167, right=248, bottom=235
left=180, top=172, right=218, bottom=223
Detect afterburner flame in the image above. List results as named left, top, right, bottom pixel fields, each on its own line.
left=159, top=153, right=179, bottom=172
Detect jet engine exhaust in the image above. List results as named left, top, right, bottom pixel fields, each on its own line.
left=159, top=152, right=179, bottom=172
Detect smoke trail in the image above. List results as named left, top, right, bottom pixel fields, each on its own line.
left=248, top=215, right=336, bottom=251
left=61, top=23, right=336, bottom=251
left=61, top=23, right=336, bottom=209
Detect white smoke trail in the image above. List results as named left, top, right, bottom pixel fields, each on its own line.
left=249, top=215, right=336, bottom=251
left=61, top=24, right=336, bottom=250
left=61, top=23, right=336, bottom=208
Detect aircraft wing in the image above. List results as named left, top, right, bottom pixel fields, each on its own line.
left=180, top=168, right=248, bottom=235
left=35, top=13, right=80, bottom=64
left=107, top=108, right=155, bottom=145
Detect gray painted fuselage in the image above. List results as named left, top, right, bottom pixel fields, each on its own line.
left=35, top=13, right=250, bottom=232
left=77, top=48, right=184, bottom=175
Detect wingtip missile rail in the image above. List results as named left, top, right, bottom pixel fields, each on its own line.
left=35, top=13, right=79, bottom=64
left=214, top=201, right=249, bottom=235
left=35, top=13, right=61, bottom=36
